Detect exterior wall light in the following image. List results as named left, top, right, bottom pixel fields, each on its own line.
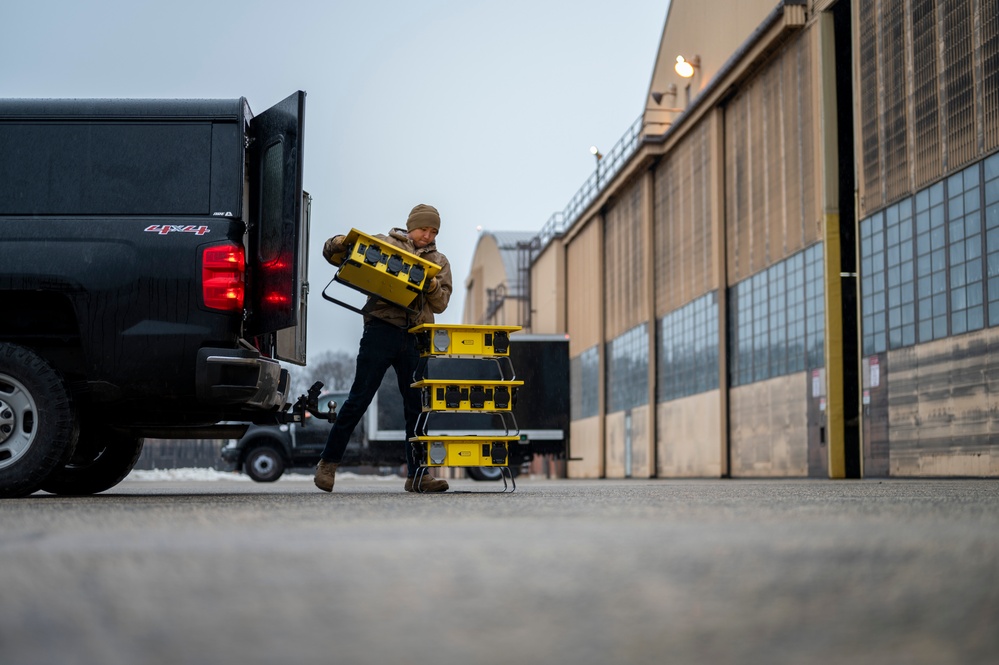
left=651, top=83, right=683, bottom=111
left=674, top=55, right=700, bottom=78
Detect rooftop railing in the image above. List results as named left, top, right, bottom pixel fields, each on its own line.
left=536, top=113, right=645, bottom=249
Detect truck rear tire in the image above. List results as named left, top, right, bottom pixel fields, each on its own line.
left=41, top=425, right=144, bottom=495
left=244, top=444, right=285, bottom=482
left=0, top=343, right=78, bottom=498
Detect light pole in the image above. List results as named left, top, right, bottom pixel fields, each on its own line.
left=590, top=145, right=603, bottom=188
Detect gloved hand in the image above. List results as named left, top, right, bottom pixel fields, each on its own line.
left=322, top=235, right=348, bottom=265
left=423, top=276, right=439, bottom=293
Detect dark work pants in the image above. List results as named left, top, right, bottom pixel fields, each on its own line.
left=320, top=319, right=423, bottom=477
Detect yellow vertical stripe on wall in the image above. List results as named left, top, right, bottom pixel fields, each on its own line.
left=819, top=12, right=846, bottom=479
left=824, top=213, right=846, bottom=479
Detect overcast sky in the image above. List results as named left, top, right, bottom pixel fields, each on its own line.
left=1, top=0, right=668, bottom=357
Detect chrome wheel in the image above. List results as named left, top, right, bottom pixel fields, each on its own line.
left=0, top=374, right=38, bottom=470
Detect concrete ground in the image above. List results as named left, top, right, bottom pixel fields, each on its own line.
left=2, top=475, right=998, bottom=665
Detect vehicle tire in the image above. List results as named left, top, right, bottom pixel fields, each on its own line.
left=244, top=444, right=285, bottom=482
left=41, top=424, right=144, bottom=495
left=0, top=343, right=78, bottom=498
left=467, top=466, right=521, bottom=482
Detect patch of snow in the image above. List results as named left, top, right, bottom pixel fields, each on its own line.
left=126, top=468, right=255, bottom=482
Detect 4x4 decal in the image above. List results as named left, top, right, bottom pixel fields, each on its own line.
left=144, top=224, right=211, bottom=236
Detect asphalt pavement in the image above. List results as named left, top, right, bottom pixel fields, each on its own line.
left=2, top=475, right=998, bottom=665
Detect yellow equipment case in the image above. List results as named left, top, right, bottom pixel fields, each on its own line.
left=409, top=323, right=521, bottom=357
left=323, top=228, right=441, bottom=314
left=409, top=436, right=522, bottom=468
left=413, top=379, right=524, bottom=412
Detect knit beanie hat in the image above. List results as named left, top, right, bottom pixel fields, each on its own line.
left=407, top=204, right=441, bottom=231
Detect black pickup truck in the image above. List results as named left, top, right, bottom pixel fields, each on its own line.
left=0, top=92, right=312, bottom=497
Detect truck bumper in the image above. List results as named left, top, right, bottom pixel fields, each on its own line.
left=196, top=347, right=290, bottom=410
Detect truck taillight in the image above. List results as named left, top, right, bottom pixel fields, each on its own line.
left=202, top=243, right=245, bottom=311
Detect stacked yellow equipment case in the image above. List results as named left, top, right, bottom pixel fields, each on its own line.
left=408, top=323, right=523, bottom=493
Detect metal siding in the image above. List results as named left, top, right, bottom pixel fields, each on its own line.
left=529, top=246, right=562, bottom=334
left=604, top=206, right=621, bottom=338
left=723, top=36, right=817, bottom=282
left=654, top=144, right=679, bottom=314
left=784, top=43, right=804, bottom=254
left=726, top=96, right=751, bottom=282
left=604, top=208, right=620, bottom=339
left=604, top=180, right=645, bottom=340
left=679, top=138, right=695, bottom=304
left=567, top=221, right=603, bottom=356
left=942, top=0, right=977, bottom=169
left=912, top=0, right=943, bottom=188
left=862, top=354, right=893, bottom=476
left=692, top=124, right=713, bottom=299
left=982, top=0, right=999, bottom=152
left=883, top=0, right=911, bottom=204
left=859, top=0, right=999, bottom=214
left=750, top=81, right=768, bottom=273
left=654, top=121, right=713, bottom=314
left=799, top=32, right=820, bottom=249
left=885, top=328, right=999, bottom=475
left=859, top=0, right=883, bottom=214
left=765, top=62, right=784, bottom=265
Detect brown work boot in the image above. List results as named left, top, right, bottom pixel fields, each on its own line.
left=405, top=473, right=449, bottom=493
left=314, top=460, right=339, bottom=492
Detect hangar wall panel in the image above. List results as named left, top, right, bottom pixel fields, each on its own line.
left=874, top=327, right=999, bottom=476
left=729, top=373, right=810, bottom=476
left=530, top=242, right=564, bottom=334
left=656, top=390, right=722, bottom=477
left=911, top=0, right=942, bottom=189
left=604, top=405, right=652, bottom=478
left=566, top=219, right=603, bottom=356
left=604, top=180, right=646, bottom=341
left=725, top=33, right=817, bottom=284
left=568, top=417, right=603, bottom=478
left=857, top=0, right=999, bottom=216
left=986, top=0, right=999, bottom=152
left=654, top=119, right=713, bottom=315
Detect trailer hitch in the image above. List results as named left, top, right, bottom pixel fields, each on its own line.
left=274, top=381, right=338, bottom=425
